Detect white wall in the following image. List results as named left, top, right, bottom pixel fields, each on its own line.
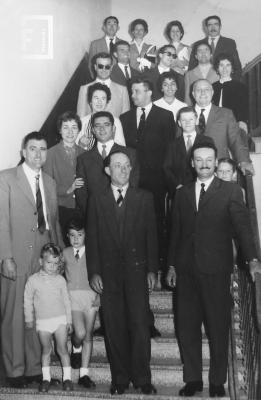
left=111, top=0, right=261, bottom=68
left=1, top=0, right=111, bottom=170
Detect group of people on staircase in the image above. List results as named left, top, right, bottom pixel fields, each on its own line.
left=1, top=11, right=261, bottom=399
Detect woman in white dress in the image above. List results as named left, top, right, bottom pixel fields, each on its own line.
left=76, top=82, right=125, bottom=150
left=154, top=71, right=187, bottom=121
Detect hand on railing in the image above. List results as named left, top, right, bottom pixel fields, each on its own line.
left=239, top=161, right=255, bottom=176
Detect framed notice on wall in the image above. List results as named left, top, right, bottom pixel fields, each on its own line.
left=21, top=15, right=53, bottom=59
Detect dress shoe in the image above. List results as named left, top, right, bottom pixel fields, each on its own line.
left=150, top=325, right=161, bottom=338
left=39, top=380, right=50, bottom=392
left=71, top=351, right=81, bottom=369
left=7, top=376, right=28, bottom=388
left=25, top=374, right=43, bottom=384
left=50, top=378, right=61, bottom=386
left=63, top=379, right=73, bottom=391
left=78, top=375, right=96, bottom=388
left=137, top=383, right=157, bottom=394
left=110, top=383, right=129, bottom=395
left=209, top=383, right=225, bottom=397
left=179, top=381, right=203, bottom=396
left=93, top=326, right=105, bottom=336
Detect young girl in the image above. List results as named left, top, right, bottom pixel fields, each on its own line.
left=24, top=243, right=73, bottom=393
left=63, top=218, right=99, bottom=388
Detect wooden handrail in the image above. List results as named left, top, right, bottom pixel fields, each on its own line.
left=243, top=53, right=261, bottom=75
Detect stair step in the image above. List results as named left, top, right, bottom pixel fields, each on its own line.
left=0, top=383, right=230, bottom=399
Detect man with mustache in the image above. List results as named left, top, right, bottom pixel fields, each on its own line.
left=188, top=15, right=242, bottom=80
left=166, top=140, right=261, bottom=397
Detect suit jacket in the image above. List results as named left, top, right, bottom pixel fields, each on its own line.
left=0, top=165, right=63, bottom=276
left=142, top=66, right=185, bottom=102
left=188, top=36, right=242, bottom=80
left=76, top=80, right=130, bottom=118
left=184, top=65, right=219, bottom=105
left=199, top=104, right=250, bottom=163
left=212, top=79, right=248, bottom=123
left=43, top=141, right=85, bottom=208
left=75, top=143, right=139, bottom=215
left=129, top=42, right=156, bottom=71
left=163, top=134, right=199, bottom=196
left=168, top=177, right=256, bottom=275
left=110, top=63, right=141, bottom=87
left=120, top=104, right=176, bottom=191
left=88, top=36, right=123, bottom=77
left=86, top=186, right=158, bottom=288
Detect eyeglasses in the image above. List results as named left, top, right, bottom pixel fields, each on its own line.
left=97, top=64, right=111, bottom=70
left=163, top=52, right=177, bottom=59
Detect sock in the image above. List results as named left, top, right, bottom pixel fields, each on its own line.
left=63, top=366, right=71, bottom=381
left=42, top=366, right=51, bottom=382
left=73, top=345, right=82, bottom=353
left=80, top=367, right=89, bottom=377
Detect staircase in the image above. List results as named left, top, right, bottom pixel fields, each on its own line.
left=0, top=289, right=233, bottom=399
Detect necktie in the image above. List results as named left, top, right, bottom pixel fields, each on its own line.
left=116, top=189, right=124, bottom=207
left=109, top=38, right=114, bottom=55
left=75, top=250, right=79, bottom=261
left=198, top=183, right=206, bottom=209
left=210, top=37, right=215, bottom=53
left=124, top=65, right=130, bottom=80
left=35, top=174, right=46, bottom=233
left=101, top=144, right=107, bottom=159
left=186, top=135, right=193, bottom=152
left=137, top=108, right=146, bottom=136
left=198, top=109, right=206, bottom=134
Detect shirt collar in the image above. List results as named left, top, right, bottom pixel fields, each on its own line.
left=73, top=246, right=85, bottom=258
left=111, top=182, right=129, bottom=198
left=196, top=175, right=215, bottom=190
left=158, top=65, right=170, bottom=74
left=195, top=102, right=212, bottom=114
left=96, top=77, right=111, bottom=86
left=22, top=162, right=42, bottom=180
left=137, top=102, right=153, bottom=115
left=183, top=130, right=197, bottom=137
left=208, top=35, right=220, bottom=42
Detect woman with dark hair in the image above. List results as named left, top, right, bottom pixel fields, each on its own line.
left=76, top=82, right=125, bottom=150
left=165, top=20, right=191, bottom=75
left=43, top=111, right=85, bottom=244
left=212, top=53, right=248, bottom=133
left=129, top=18, right=156, bottom=71
left=154, top=71, right=187, bottom=121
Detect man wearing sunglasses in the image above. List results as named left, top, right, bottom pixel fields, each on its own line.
left=143, top=45, right=185, bottom=101
left=77, top=52, right=130, bottom=118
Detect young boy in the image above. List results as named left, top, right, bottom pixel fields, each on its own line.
left=63, top=219, right=98, bottom=388
left=24, top=243, right=73, bottom=393
left=216, top=157, right=237, bottom=182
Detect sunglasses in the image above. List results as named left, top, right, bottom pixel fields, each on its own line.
left=163, top=52, right=177, bottom=59
left=97, top=64, right=111, bottom=70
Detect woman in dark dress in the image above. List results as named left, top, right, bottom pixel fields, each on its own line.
left=212, top=53, right=249, bottom=133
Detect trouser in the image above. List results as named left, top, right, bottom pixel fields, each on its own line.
left=1, top=230, right=50, bottom=377
left=176, top=271, right=231, bottom=385
left=101, top=273, right=151, bottom=386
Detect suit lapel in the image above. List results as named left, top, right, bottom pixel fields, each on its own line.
left=205, top=104, right=217, bottom=131
left=123, top=188, right=140, bottom=243
left=198, top=177, right=221, bottom=210
left=16, top=165, right=36, bottom=207
left=100, top=189, right=121, bottom=248
left=185, top=182, right=197, bottom=212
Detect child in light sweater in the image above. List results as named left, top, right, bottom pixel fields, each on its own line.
left=24, top=243, right=73, bottom=393
left=63, top=219, right=99, bottom=388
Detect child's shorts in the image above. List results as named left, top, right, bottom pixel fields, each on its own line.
left=36, top=315, right=67, bottom=333
left=69, top=290, right=100, bottom=313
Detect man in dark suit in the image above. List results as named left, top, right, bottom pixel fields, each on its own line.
left=86, top=150, right=158, bottom=395
left=188, top=15, right=242, bottom=80
left=75, top=111, right=138, bottom=217
left=120, top=78, right=176, bottom=270
left=143, top=45, right=185, bottom=101
left=110, top=40, right=141, bottom=87
left=191, top=79, right=254, bottom=176
left=0, top=132, right=63, bottom=388
left=166, top=140, right=261, bottom=397
left=88, top=16, right=122, bottom=77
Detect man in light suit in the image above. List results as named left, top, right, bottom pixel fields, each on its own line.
left=77, top=52, right=130, bottom=118
left=88, top=16, right=122, bottom=77
left=86, top=150, right=158, bottom=395
left=166, top=140, right=261, bottom=397
left=191, top=79, right=254, bottom=176
left=188, top=15, right=242, bottom=80
left=120, top=78, right=176, bottom=270
left=0, top=132, right=63, bottom=388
